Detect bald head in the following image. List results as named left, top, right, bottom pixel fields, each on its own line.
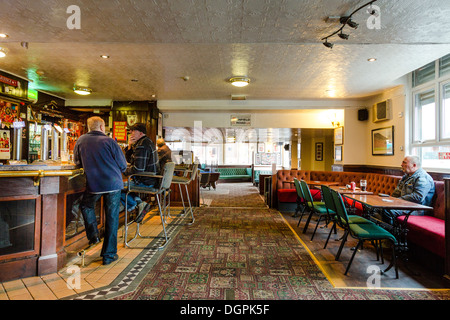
left=156, top=138, right=166, bottom=148
left=401, top=155, right=421, bottom=175
left=87, top=116, right=105, bottom=133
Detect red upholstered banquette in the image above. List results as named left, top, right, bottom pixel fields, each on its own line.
left=275, top=170, right=446, bottom=259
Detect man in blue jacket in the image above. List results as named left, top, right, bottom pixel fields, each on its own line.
left=381, top=155, right=435, bottom=224
left=74, top=116, right=127, bottom=265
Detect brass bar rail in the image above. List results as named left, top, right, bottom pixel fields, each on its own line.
left=0, top=169, right=84, bottom=186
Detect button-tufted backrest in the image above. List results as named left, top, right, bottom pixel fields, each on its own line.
left=365, top=173, right=401, bottom=194
left=276, top=170, right=310, bottom=189
left=309, top=171, right=366, bottom=185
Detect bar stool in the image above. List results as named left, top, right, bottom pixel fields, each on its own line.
left=172, top=163, right=199, bottom=225
left=199, top=171, right=210, bottom=206
left=123, top=162, right=175, bottom=250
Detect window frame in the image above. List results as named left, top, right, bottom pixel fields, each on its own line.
left=410, top=55, right=450, bottom=172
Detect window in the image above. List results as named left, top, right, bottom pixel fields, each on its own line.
left=412, top=61, right=435, bottom=87
left=413, top=89, right=435, bottom=142
left=439, top=53, right=450, bottom=77
left=410, top=54, right=450, bottom=171
left=441, top=82, right=450, bottom=140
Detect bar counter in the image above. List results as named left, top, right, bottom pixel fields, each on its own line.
left=0, top=163, right=200, bottom=282
left=0, top=163, right=88, bottom=282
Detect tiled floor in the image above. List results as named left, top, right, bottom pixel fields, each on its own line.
left=0, top=209, right=169, bottom=300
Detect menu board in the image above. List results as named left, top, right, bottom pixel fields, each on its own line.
left=113, top=121, right=127, bottom=141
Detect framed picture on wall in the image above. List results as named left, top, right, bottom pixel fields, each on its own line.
left=335, top=145, right=342, bottom=162
left=334, top=127, right=343, bottom=145
left=372, top=126, right=394, bottom=156
left=315, top=142, right=323, bottom=161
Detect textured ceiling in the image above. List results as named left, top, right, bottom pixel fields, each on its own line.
left=1, top=0, right=450, bottom=107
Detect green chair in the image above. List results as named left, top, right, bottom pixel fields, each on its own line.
left=293, top=178, right=307, bottom=220
left=321, top=185, right=370, bottom=251
left=299, top=180, right=329, bottom=241
left=330, top=189, right=399, bottom=278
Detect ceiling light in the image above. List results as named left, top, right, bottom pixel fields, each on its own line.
left=0, top=48, right=7, bottom=58
left=338, top=32, right=349, bottom=40
left=0, top=34, right=9, bottom=38
left=73, top=86, right=92, bottom=95
left=341, top=17, right=359, bottom=29
left=323, top=40, right=333, bottom=49
left=321, top=0, right=377, bottom=47
left=229, top=76, right=250, bottom=87
left=368, top=57, right=377, bottom=62
left=100, top=55, right=110, bottom=59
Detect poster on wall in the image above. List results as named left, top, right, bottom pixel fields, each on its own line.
left=0, top=129, right=11, bottom=159
left=113, top=121, right=127, bottom=142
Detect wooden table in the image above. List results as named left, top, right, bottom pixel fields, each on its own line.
left=341, top=193, right=433, bottom=273
left=329, top=185, right=373, bottom=195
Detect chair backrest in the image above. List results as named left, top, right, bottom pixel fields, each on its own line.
left=160, top=162, right=175, bottom=190
left=330, top=189, right=349, bottom=228
left=190, top=163, right=199, bottom=181
left=321, top=185, right=336, bottom=214
left=299, top=180, right=314, bottom=208
left=293, top=178, right=304, bottom=200
left=199, top=172, right=210, bottom=184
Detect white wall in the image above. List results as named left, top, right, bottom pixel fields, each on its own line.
left=342, top=83, right=407, bottom=168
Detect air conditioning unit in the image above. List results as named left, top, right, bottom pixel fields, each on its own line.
left=372, top=99, right=392, bottom=122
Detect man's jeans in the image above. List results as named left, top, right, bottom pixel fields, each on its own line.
left=120, top=181, right=155, bottom=210
left=81, top=190, right=121, bottom=263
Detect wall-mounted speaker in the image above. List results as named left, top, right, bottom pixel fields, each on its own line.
left=358, top=108, right=368, bottom=121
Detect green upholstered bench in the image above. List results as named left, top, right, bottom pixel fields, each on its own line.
left=216, top=168, right=252, bottom=182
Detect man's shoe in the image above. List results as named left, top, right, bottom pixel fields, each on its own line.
left=103, top=254, right=119, bottom=265
left=89, top=235, right=100, bottom=246
left=134, top=202, right=150, bottom=223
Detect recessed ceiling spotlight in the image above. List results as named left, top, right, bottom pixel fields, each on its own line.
left=0, top=33, right=9, bottom=38
left=367, top=58, right=377, bottom=62
left=229, top=76, right=250, bottom=87
left=0, top=47, right=7, bottom=58
left=100, top=55, right=110, bottom=59
left=73, top=86, right=92, bottom=95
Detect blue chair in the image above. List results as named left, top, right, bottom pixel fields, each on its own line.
left=330, top=188, right=399, bottom=278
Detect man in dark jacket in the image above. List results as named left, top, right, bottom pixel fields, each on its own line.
left=74, top=116, right=127, bottom=265
left=156, top=138, right=172, bottom=170
left=121, top=123, right=159, bottom=222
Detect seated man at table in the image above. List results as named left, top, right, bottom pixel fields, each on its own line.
left=379, top=155, right=435, bottom=224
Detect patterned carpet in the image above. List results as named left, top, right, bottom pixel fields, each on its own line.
left=202, top=182, right=267, bottom=208
left=113, top=205, right=450, bottom=301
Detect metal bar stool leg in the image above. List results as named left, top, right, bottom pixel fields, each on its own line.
left=183, top=184, right=195, bottom=225
left=178, top=183, right=187, bottom=215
